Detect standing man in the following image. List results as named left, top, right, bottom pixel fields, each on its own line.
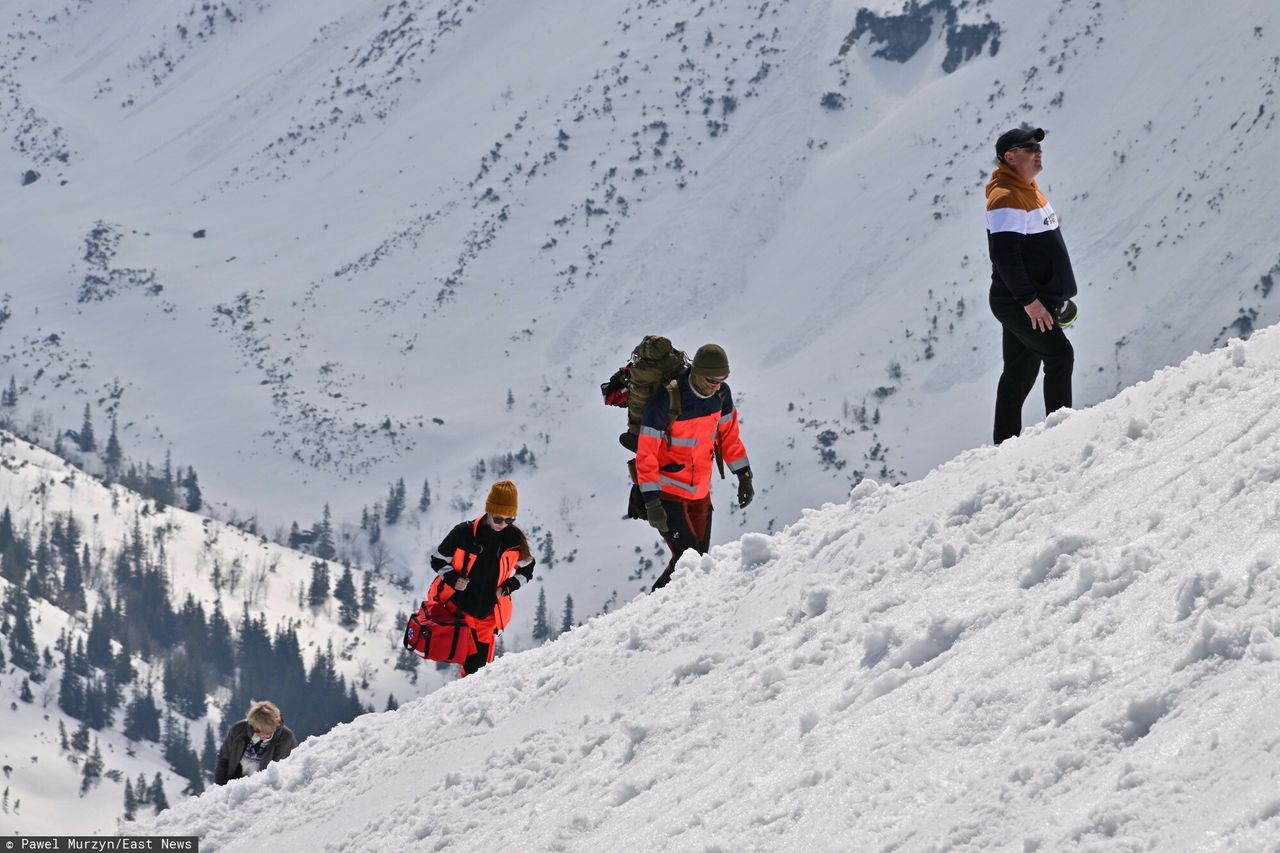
left=986, top=126, right=1079, bottom=445
left=637, top=344, right=753, bottom=591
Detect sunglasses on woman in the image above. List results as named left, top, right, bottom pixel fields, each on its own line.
left=490, top=515, right=516, bottom=525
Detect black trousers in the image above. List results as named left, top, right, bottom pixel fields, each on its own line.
left=990, top=289, right=1073, bottom=445
left=652, top=496, right=713, bottom=591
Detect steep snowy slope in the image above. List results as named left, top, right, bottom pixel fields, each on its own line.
left=132, top=324, right=1280, bottom=851
left=1, top=0, right=1276, bottom=637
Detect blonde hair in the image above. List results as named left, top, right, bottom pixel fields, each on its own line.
left=246, top=700, right=283, bottom=730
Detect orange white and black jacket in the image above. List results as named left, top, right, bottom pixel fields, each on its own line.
left=428, top=518, right=534, bottom=627
left=985, top=164, right=1078, bottom=307
left=636, top=369, right=750, bottom=502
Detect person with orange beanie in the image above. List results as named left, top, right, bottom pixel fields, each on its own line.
left=426, top=480, right=535, bottom=674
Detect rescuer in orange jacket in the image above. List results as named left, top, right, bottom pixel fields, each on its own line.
left=636, top=344, right=752, bottom=591
left=427, top=480, right=535, bottom=674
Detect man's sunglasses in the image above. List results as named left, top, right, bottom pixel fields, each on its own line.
left=491, top=515, right=516, bottom=525
left=1010, top=143, right=1042, bottom=153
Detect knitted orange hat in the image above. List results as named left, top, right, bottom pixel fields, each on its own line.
left=485, top=480, right=518, bottom=517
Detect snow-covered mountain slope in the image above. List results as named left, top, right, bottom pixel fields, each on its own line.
left=2, top=0, right=1277, bottom=636
left=131, top=324, right=1280, bottom=851
left=0, top=432, right=435, bottom=835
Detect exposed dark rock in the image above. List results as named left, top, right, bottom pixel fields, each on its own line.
left=22, top=169, right=40, bottom=186
left=193, top=229, right=207, bottom=238
left=839, top=0, right=1001, bottom=74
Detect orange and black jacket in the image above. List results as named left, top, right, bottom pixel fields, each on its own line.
left=428, top=518, right=534, bottom=627
left=636, top=369, right=750, bottom=502
left=985, top=164, right=1078, bottom=307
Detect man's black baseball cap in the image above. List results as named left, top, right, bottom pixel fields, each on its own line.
left=995, top=127, right=1046, bottom=159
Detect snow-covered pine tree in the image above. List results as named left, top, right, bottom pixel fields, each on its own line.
left=385, top=478, right=406, bottom=524
left=561, top=594, right=575, bottom=634
left=103, top=414, right=122, bottom=474
left=307, top=561, right=331, bottom=608
left=532, top=587, right=549, bottom=642
left=77, top=403, right=96, bottom=453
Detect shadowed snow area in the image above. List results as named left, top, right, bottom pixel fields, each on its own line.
left=130, top=328, right=1280, bottom=851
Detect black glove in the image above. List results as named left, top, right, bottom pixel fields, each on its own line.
left=442, top=571, right=469, bottom=591
left=627, top=484, right=648, bottom=520
left=498, top=577, right=521, bottom=597
left=736, top=470, right=754, bottom=508
left=645, top=499, right=668, bottom=534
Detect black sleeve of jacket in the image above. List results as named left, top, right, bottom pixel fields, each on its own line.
left=429, top=522, right=471, bottom=574
left=989, top=231, right=1037, bottom=305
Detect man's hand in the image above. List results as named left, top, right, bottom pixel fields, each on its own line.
left=498, top=577, right=521, bottom=597
left=645, top=499, right=669, bottom=534
left=736, top=470, right=754, bottom=508
left=443, top=571, right=469, bottom=592
left=1024, top=299, right=1054, bottom=332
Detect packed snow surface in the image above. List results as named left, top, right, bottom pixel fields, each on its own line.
left=131, top=327, right=1280, bottom=851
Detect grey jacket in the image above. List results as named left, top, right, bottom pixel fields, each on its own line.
left=214, top=719, right=297, bottom=785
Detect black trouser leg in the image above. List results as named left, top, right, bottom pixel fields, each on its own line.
left=462, top=641, right=490, bottom=676
left=990, top=291, right=1074, bottom=444
left=651, top=497, right=713, bottom=591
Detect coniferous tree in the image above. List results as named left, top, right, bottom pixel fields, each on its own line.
left=112, top=643, right=135, bottom=687
left=162, top=714, right=204, bottom=795
left=418, top=477, right=432, bottom=512
left=29, top=528, right=55, bottom=602
left=149, top=774, right=169, bottom=813
left=6, top=585, right=39, bottom=671
left=385, top=694, right=399, bottom=711
left=18, top=678, right=33, bottom=703
left=71, top=721, right=91, bottom=753
left=385, top=479, right=406, bottom=525
left=202, top=724, right=217, bottom=781
left=207, top=599, right=235, bottom=682
left=334, top=566, right=358, bottom=627
left=61, top=544, right=86, bottom=614
left=59, top=656, right=85, bottom=719
left=0, top=507, right=14, bottom=554
left=123, top=779, right=137, bottom=821
left=103, top=414, right=122, bottom=474
left=123, top=690, right=161, bottom=743
left=86, top=607, right=113, bottom=670
left=155, top=450, right=176, bottom=507
left=314, top=505, right=336, bottom=560
left=561, top=594, right=575, bottom=635
left=2, top=376, right=17, bottom=407
left=79, top=738, right=103, bottom=795
left=394, top=646, right=419, bottom=684
left=58, top=720, right=69, bottom=751
left=360, top=570, right=377, bottom=613
left=532, top=586, right=549, bottom=642
left=180, top=467, right=202, bottom=513
left=307, top=561, right=331, bottom=608
left=0, top=541, right=25, bottom=586
left=77, top=403, right=97, bottom=453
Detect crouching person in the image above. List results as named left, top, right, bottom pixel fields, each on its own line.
left=428, top=480, right=536, bottom=675
left=215, top=700, right=297, bottom=785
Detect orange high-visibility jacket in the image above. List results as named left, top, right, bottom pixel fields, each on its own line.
left=428, top=517, right=532, bottom=631
left=636, top=370, right=750, bottom=502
